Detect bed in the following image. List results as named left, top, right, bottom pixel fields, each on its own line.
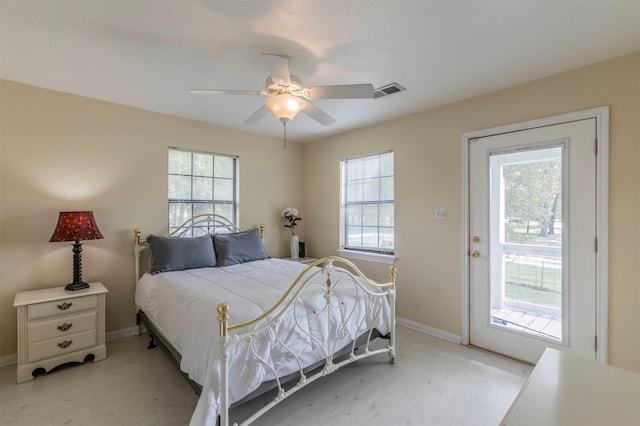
left=133, top=214, right=397, bottom=426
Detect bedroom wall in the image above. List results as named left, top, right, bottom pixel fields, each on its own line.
left=1, top=53, right=638, bottom=372
left=0, top=80, right=306, bottom=359
left=302, top=52, right=640, bottom=372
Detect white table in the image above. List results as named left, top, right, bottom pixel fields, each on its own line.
left=501, top=348, right=640, bottom=425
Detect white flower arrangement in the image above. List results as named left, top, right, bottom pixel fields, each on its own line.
left=281, top=207, right=302, bottom=234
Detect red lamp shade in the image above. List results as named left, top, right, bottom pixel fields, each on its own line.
left=49, top=211, right=103, bottom=291
left=49, top=211, right=104, bottom=243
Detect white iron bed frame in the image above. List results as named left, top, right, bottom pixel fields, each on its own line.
left=134, top=214, right=397, bottom=426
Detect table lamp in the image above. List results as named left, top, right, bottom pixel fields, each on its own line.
left=49, top=211, right=104, bottom=291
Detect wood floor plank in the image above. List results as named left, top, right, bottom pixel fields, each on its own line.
left=1, top=326, right=531, bottom=425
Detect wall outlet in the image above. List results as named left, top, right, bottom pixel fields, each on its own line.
left=412, top=301, right=420, bottom=312
left=435, top=208, right=447, bottom=220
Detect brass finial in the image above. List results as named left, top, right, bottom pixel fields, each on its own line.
left=217, top=302, right=230, bottom=337
left=389, top=260, right=397, bottom=284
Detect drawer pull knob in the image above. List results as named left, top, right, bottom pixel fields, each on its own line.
left=57, top=340, right=73, bottom=349
left=57, top=323, right=73, bottom=331
left=57, top=302, right=73, bottom=311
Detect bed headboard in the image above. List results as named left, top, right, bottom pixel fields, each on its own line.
left=134, top=214, right=265, bottom=282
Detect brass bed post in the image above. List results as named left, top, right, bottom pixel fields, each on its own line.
left=388, top=259, right=398, bottom=364
left=217, top=302, right=229, bottom=337
left=133, top=228, right=147, bottom=337
left=389, top=260, right=397, bottom=284
left=217, top=302, right=230, bottom=426
left=133, top=228, right=143, bottom=285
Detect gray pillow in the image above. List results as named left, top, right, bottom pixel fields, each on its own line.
left=147, top=234, right=216, bottom=274
left=213, top=228, right=269, bottom=266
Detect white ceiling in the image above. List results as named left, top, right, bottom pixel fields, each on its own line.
left=2, top=1, right=638, bottom=142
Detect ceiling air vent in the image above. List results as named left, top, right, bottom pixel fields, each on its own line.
left=374, top=82, right=406, bottom=99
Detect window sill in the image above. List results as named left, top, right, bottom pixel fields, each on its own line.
left=337, top=249, right=396, bottom=265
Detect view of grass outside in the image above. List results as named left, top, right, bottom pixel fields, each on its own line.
left=504, top=260, right=561, bottom=308
left=503, top=221, right=562, bottom=309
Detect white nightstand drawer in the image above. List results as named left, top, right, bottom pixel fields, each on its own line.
left=28, top=329, right=97, bottom=363
left=28, top=311, right=97, bottom=343
left=28, top=295, right=97, bottom=320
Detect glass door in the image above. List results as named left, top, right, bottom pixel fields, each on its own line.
left=469, top=119, right=597, bottom=363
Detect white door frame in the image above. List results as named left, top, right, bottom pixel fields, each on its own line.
left=461, top=106, right=609, bottom=363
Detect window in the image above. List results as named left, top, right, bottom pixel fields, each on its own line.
left=168, top=147, right=238, bottom=235
left=340, top=151, right=394, bottom=257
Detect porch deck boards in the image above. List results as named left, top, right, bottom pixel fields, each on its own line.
left=492, top=308, right=562, bottom=340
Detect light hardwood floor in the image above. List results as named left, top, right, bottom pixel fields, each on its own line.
left=1, top=326, right=532, bottom=425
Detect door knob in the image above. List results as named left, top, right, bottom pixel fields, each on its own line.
left=471, top=250, right=481, bottom=258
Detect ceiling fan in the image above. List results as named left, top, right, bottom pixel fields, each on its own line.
left=190, top=53, right=374, bottom=126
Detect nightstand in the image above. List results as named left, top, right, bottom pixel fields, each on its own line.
left=13, top=282, right=108, bottom=383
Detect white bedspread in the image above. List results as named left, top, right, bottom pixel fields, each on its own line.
left=135, top=258, right=391, bottom=425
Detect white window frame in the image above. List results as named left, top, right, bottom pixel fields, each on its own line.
left=168, top=147, right=239, bottom=234
left=339, top=151, right=395, bottom=265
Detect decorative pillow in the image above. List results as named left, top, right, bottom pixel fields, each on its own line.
left=213, top=228, right=269, bottom=266
left=146, top=234, right=216, bottom=274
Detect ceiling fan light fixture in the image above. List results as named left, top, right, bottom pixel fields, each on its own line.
left=264, top=93, right=305, bottom=123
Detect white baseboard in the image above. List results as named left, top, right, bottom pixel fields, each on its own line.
left=397, top=316, right=462, bottom=344
left=0, top=326, right=143, bottom=367
left=0, top=353, right=17, bottom=368
left=106, top=326, right=141, bottom=341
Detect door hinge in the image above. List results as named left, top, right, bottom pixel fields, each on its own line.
left=594, top=336, right=598, bottom=352
left=595, top=238, right=598, bottom=252
left=595, top=138, right=598, bottom=155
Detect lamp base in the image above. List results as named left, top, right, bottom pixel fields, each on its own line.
left=65, top=281, right=90, bottom=292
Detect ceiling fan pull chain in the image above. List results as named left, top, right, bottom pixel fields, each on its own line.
left=283, top=121, right=288, bottom=154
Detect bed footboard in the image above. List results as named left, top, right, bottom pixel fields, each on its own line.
left=216, top=256, right=396, bottom=426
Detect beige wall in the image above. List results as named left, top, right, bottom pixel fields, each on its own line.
left=0, top=81, right=307, bottom=357
left=1, top=52, right=638, bottom=372
left=303, top=52, right=640, bottom=372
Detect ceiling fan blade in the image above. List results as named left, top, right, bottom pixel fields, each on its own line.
left=305, top=83, right=374, bottom=100
left=190, top=89, right=264, bottom=96
left=301, top=101, right=336, bottom=126
left=263, top=53, right=291, bottom=87
left=242, top=105, right=270, bottom=125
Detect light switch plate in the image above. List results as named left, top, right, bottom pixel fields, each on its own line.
left=435, top=208, right=447, bottom=220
